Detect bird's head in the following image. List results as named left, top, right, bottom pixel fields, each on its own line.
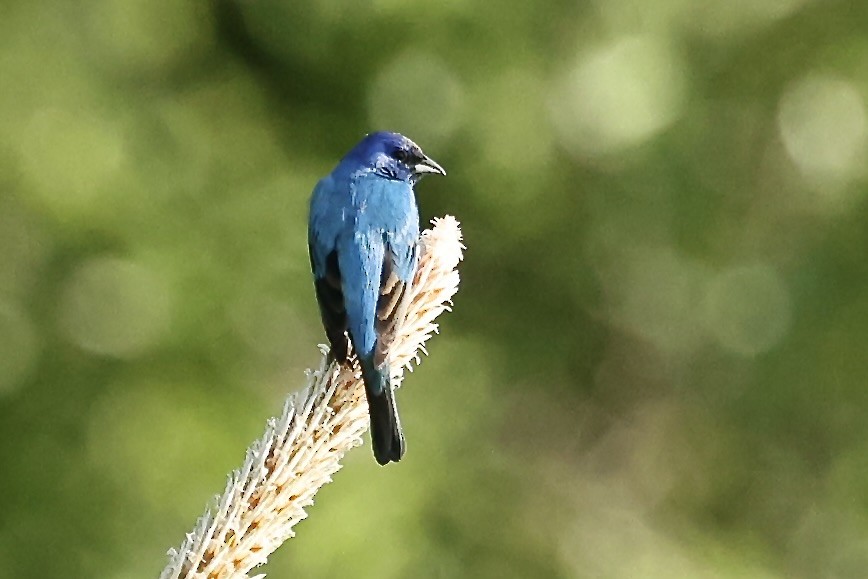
left=344, top=131, right=446, bottom=183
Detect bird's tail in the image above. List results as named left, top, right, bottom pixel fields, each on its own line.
left=359, top=358, right=405, bottom=465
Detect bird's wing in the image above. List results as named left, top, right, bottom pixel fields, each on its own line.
left=374, top=223, right=420, bottom=369
left=340, top=173, right=420, bottom=369
left=312, top=250, right=349, bottom=363
left=308, top=177, right=349, bottom=363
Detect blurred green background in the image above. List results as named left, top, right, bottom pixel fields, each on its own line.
left=2, top=0, right=868, bottom=577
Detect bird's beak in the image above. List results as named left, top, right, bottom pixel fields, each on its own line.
left=414, top=154, right=446, bottom=176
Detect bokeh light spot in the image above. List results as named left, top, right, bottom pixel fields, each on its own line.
left=59, top=258, right=171, bottom=358
left=600, top=246, right=709, bottom=355
left=560, top=486, right=707, bottom=578
left=702, top=264, right=791, bottom=356
left=0, top=303, right=39, bottom=396
left=777, top=75, right=867, bottom=184
left=549, top=35, right=687, bottom=157
left=686, top=0, right=811, bottom=39
left=367, top=50, right=464, bottom=147
left=0, top=203, right=51, bottom=297
left=19, top=108, right=125, bottom=217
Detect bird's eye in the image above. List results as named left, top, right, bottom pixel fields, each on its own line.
left=394, top=149, right=410, bottom=163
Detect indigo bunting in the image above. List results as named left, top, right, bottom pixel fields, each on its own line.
left=308, top=132, right=446, bottom=465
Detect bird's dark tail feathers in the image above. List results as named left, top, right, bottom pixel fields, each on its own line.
left=359, top=358, right=405, bottom=465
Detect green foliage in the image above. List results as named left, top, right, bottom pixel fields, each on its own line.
left=2, top=0, right=868, bottom=577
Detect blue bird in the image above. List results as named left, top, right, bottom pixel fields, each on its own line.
left=308, top=132, right=446, bottom=465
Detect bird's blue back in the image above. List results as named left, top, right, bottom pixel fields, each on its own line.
left=309, top=141, right=420, bottom=363
left=308, top=131, right=444, bottom=465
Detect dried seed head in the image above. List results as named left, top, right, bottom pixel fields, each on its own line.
left=161, top=216, right=464, bottom=579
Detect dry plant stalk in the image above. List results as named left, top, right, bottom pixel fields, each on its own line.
left=160, top=216, right=464, bottom=579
